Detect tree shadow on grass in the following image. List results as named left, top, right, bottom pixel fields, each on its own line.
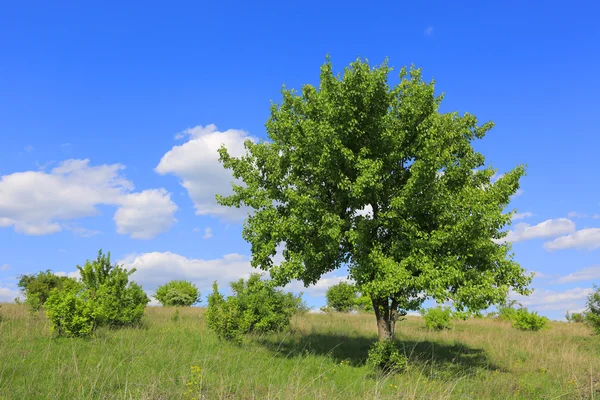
left=254, top=332, right=502, bottom=377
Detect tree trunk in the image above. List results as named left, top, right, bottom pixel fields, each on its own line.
left=372, top=297, right=395, bottom=342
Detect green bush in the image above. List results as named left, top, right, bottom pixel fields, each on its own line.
left=44, top=282, right=98, bottom=337
left=354, top=294, right=374, bottom=313
left=154, top=280, right=201, bottom=307
left=566, top=311, right=586, bottom=323
left=205, top=274, right=306, bottom=343
left=366, top=340, right=408, bottom=374
left=512, top=308, right=549, bottom=331
left=325, top=282, right=357, bottom=312
left=585, top=286, right=600, bottom=334
left=17, top=270, right=78, bottom=314
left=421, top=306, right=453, bottom=331
left=44, top=250, right=149, bottom=337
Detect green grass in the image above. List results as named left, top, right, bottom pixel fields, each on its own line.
left=1, top=304, right=599, bottom=399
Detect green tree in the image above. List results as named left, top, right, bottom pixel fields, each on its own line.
left=325, top=281, right=357, bottom=312
left=216, top=57, right=532, bottom=342
left=17, top=270, right=78, bottom=313
left=154, top=280, right=201, bottom=307
left=584, top=285, right=600, bottom=334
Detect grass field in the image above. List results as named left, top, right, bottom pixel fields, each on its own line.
left=1, top=304, right=599, bottom=399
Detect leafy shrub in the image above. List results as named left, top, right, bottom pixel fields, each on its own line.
left=44, top=250, right=149, bottom=337
left=354, top=294, right=374, bottom=313
left=325, top=282, right=357, bottom=312
left=421, top=306, right=453, bottom=331
left=205, top=274, right=305, bottom=343
left=154, top=280, right=201, bottom=307
left=512, top=308, right=549, bottom=331
left=44, top=282, right=98, bottom=337
left=366, top=340, right=408, bottom=374
left=585, top=285, right=600, bottom=334
left=17, top=270, right=78, bottom=314
left=566, top=311, right=586, bottom=323
left=77, top=250, right=149, bottom=327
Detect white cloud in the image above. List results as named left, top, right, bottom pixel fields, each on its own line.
left=54, top=270, right=81, bottom=279
left=118, top=251, right=347, bottom=302
left=354, top=204, right=373, bottom=219
left=512, top=212, right=533, bottom=221
left=0, top=264, right=10, bottom=271
left=203, top=227, right=213, bottom=240
left=544, top=228, right=600, bottom=251
left=155, top=124, right=256, bottom=222
left=495, top=218, right=575, bottom=244
left=0, top=159, right=177, bottom=239
left=512, top=287, right=593, bottom=312
left=63, top=224, right=101, bottom=238
left=0, top=286, right=19, bottom=302
left=424, top=26, right=434, bottom=36
left=513, top=189, right=525, bottom=197
left=555, top=265, right=600, bottom=284
left=593, top=214, right=600, bottom=220
left=114, top=189, right=178, bottom=239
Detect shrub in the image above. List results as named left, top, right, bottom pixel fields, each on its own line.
left=205, top=274, right=305, bottom=343
left=354, top=294, right=374, bottom=313
left=566, top=311, right=586, bottom=323
left=585, top=285, right=600, bottom=334
left=421, top=306, right=453, bottom=331
left=325, top=282, right=357, bottom=312
left=366, top=340, right=408, bottom=374
left=17, top=270, right=78, bottom=314
left=77, top=250, right=149, bottom=327
left=512, top=308, right=549, bottom=331
left=497, top=299, right=520, bottom=322
left=44, top=250, right=149, bottom=337
left=44, top=282, right=98, bottom=337
left=154, top=280, right=201, bottom=307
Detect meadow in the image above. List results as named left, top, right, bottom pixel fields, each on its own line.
left=1, top=304, right=599, bottom=399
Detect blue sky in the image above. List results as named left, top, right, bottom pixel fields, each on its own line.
left=1, top=1, right=599, bottom=320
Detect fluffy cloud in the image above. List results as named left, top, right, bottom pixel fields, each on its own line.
left=203, top=227, right=213, bottom=239
left=114, top=189, right=178, bottom=239
left=512, top=212, right=533, bottom=221
left=495, top=218, right=575, bottom=244
left=512, top=287, right=593, bottom=312
left=0, top=286, right=19, bottom=302
left=544, top=228, right=600, bottom=251
left=155, top=124, right=256, bottom=221
left=0, top=159, right=177, bottom=239
left=555, top=265, right=600, bottom=284
left=118, top=251, right=347, bottom=301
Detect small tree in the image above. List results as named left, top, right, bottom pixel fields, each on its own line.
left=205, top=274, right=305, bottom=343
left=584, top=285, right=600, bottom=334
left=326, top=282, right=357, bottom=312
left=216, top=57, right=532, bottom=343
left=354, top=293, right=374, bottom=313
left=154, top=280, right=201, bottom=307
left=17, top=270, right=77, bottom=313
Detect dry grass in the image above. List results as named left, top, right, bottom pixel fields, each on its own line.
left=0, top=303, right=599, bottom=399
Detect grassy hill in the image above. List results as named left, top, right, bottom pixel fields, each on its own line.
left=1, top=304, right=598, bottom=399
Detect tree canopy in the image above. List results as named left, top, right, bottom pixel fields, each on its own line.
left=217, top=57, right=532, bottom=340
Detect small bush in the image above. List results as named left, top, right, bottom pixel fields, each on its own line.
left=44, top=250, right=149, bottom=337
left=205, top=274, right=305, bottom=343
left=366, top=340, right=408, bottom=374
left=585, top=286, right=600, bottom=334
left=566, top=311, right=586, bottom=323
left=325, top=282, right=357, bottom=312
left=421, top=306, right=453, bottom=331
left=512, top=308, right=549, bottom=331
left=498, top=305, right=518, bottom=321
left=45, top=282, right=97, bottom=337
left=354, top=294, right=374, bottom=313
left=154, top=280, right=201, bottom=307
